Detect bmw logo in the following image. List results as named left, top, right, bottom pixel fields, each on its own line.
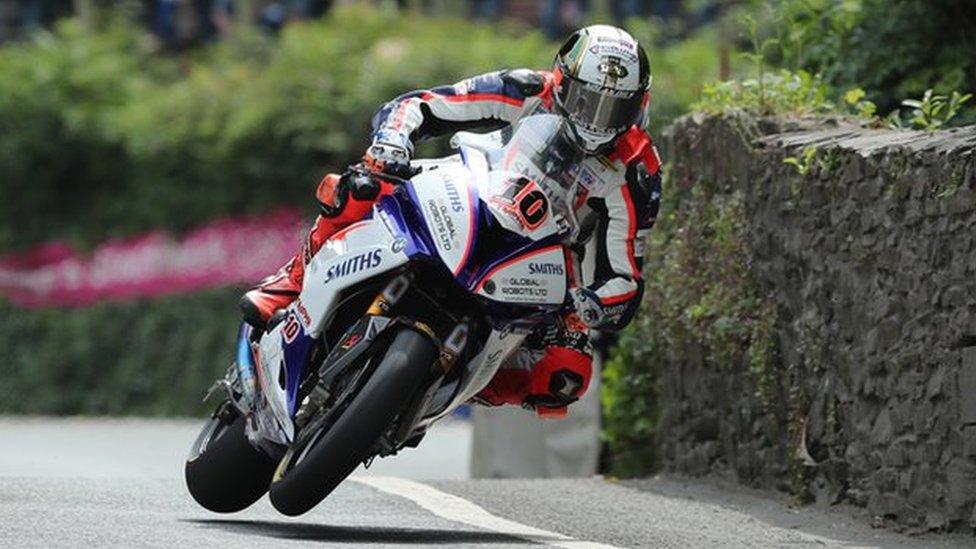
left=390, top=237, right=407, bottom=254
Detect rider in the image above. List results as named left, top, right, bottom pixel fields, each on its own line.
left=241, top=25, right=662, bottom=418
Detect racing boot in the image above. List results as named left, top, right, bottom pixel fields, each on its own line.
left=239, top=171, right=384, bottom=330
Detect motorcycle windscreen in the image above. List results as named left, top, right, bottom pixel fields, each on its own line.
left=481, top=114, right=583, bottom=242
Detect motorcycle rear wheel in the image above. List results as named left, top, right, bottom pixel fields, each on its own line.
left=268, top=327, right=437, bottom=516
left=184, top=405, right=275, bottom=513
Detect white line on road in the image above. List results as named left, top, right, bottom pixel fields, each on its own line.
left=353, top=476, right=625, bottom=549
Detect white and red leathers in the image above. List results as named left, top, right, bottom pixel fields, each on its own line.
left=243, top=68, right=662, bottom=418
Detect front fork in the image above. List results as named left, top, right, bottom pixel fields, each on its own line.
left=292, top=272, right=469, bottom=454
left=204, top=322, right=257, bottom=416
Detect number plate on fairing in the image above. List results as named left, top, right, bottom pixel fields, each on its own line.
left=474, top=245, right=567, bottom=305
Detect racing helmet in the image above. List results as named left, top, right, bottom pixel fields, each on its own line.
left=553, top=25, right=651, bottom=153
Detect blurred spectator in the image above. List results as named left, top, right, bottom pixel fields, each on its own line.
left=690, top=0, right=720, bottom=27
left=471, top=0, right=502, bottom=21
left=540, top=0, right=588, bottom=40
left=370, top=0, right=408, bottom=9
left=258, top=0, right=329, bottom=33
left=211, top=0, right=235, bottom=38
left=307, top=0, right=331, bottom=17
left=153, top=0, right=178, bottom=45
left=258, top=1, right=286, bottom=31
left=16, top=0, right=71, bottom=30
left=194, top=0, right=219, bottom=42
left=610, top=0, right=643, bottom=23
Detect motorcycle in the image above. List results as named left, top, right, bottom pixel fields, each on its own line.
left=184, top=114, right=585, bottom=516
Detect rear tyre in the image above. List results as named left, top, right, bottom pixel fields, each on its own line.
left=269, top=327, right=437, bottom=516
left=184, top=408, right=275, bottom=513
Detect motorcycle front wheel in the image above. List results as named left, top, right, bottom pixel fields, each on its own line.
left=268, top=326, right=437, bottom=516
left=184, top=404, right=275, bottom=513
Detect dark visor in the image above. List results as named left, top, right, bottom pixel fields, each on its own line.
left=557, top=74, right=644, bottom=134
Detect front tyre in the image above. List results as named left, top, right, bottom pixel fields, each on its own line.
left=184, top=406, right=275, bottom=513
left=269, top=327, right=437, bottom=516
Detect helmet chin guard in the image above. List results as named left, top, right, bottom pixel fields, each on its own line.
left=566, top=121, right=617, bottom=154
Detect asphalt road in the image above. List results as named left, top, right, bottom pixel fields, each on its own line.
left=0, top=417, right=972, bottom=548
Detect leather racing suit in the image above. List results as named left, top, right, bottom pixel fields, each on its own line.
left=242, top=68, right=662, bottom=418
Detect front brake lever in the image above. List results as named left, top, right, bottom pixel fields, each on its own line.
left=355, top=164, right=420, bottom=187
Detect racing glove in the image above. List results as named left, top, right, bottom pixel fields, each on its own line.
left=364, top=141, right=416, bottom=180
left=523, top=345, right=592, bottom=419
left=315, top=169, right=381, bottom=218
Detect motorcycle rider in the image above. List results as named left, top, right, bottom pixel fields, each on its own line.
left=241, top=25, right=662, bottom=418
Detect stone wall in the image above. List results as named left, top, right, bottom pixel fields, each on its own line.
left=658, top=112, right=976, bottom=530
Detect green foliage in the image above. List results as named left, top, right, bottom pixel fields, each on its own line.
left=691, top=8, right=833, bottom=117
left=693, top=1, right=974, bottom=125
left=694, top=69, right=833, bottom=116
left=765, top=0, right=976, bottom=123
left=602, top=315, right=660, bottom=476
left=842, top=88, right=876, bottom=119
left=626, top=20, right=742, bottom=132
left=892, top=89, right=972, bottom=131
left=603, top=182, right=777, bottom=476
left=782, top=145, right=842, bottom=180
left=783, top=146, right=818, bottom=176
left=0, top=289, right=241, bottom=415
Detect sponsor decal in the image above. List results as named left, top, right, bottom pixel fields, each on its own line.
left=597, top=56, right=629, bottom=79
left=341, top=332, right=363, bottom=350
left=576, top=164, right=598, bottom=190
left=478, top=246, right=567, bottom=304
left=528, top=262, right=565, bottom=276
left=294, top=299, right=312, bottom=327
left=282, top=312, right=301, bottom=344
left=444, top=180, right=466, bottom=213
left=499, top=278, right=550, bottom=299
left=588, top=43, right=638, bottom=62
left=390, top=236, right=407, bottom=254
left=323, top=249, right=383, bottom=284
left=484, top=349, right=505, bottom=371
left=425, top=198, right=459, bottom=251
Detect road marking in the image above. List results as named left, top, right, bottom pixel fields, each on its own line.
left=353, top=476, right=625, bottom=549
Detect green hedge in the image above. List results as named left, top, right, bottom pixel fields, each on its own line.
left=0, top=288, right=241, bottom=415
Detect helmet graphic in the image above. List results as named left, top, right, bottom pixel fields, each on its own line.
left=553, top=25, right=651, bottom=153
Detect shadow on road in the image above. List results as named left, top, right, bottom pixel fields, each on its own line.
left=183, top=518, right=532, bottom=545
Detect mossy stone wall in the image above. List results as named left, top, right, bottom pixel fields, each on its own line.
left=611, top=111, right=976, bottom=531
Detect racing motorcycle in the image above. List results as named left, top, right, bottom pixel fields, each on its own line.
left=184, top=114, right=585, bottom=516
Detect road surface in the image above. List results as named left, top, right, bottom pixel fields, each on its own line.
left=0, top=417, right=971, bottom=548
